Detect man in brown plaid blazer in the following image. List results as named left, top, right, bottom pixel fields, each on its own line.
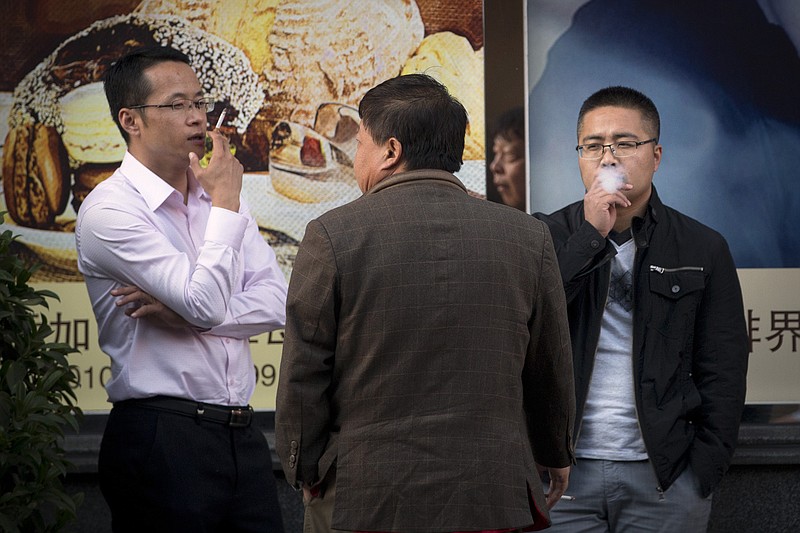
left=276, top=73, right=575, bottom=533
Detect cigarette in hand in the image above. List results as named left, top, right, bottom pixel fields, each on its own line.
left=214, top=107, right=228, bottom=130
left=545, top=493, right=576, bottom=501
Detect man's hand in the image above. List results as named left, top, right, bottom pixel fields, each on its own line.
left=302, top=485, right=313, bottom=505
left=188, top=129, right=242, bottom=212
left=112, top=285, right=190, bottom=328
left=537, top=462, right=571, bottom=509
left=583, top=175, right=632, bottom=237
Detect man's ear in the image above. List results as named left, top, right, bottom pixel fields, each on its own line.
left=652, top=143, right=662, bottom=173
left=119, top=109, right=140, bottom=138
left=383, top=137, right=402, bottom=170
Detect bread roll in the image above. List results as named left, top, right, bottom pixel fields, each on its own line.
left=135, top=0, right=280, bottom=76
left=59, top=82, right=126, bottom=164
left=2, top=123, right=70, bottom=229
left=402, top=32, right=485, bottom=160
left=72, top=163, right=117, bottom=213
left=265, top=0, right=424, bottom=126
left=415, top=0, right=483, bottom=49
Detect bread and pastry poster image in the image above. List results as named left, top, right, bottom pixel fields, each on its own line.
left=0, top=0, right=485, bottom=410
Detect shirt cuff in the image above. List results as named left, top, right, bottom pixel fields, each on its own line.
left=205, top=206, right=248, bottom=249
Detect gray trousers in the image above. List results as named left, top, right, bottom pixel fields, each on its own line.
left=546, top=459, right=712, bottom=533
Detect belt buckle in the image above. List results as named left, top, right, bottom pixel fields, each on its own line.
left=228, top=406, right=253, bottom=428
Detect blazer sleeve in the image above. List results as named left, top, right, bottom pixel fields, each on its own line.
left=522, top=226, right=576, bottom=468
left=534, top=212, right=615, bottom=304
left=275, top=219, right=339, bottom=487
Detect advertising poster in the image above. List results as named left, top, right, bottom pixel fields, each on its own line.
left=0, top=0, right=485, bottom=411
left=527, top=0, right=800, bottom=406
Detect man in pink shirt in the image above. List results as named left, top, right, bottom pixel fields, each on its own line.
left=76, top=46, right=288, bottom=532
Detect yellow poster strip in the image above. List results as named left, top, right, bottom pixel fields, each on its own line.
left=35, top=282, right=284, bottom=412
left=35, top=269, right=800, bottom=411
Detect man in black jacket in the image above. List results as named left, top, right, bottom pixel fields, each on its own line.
left=534, top=86, right=748, bottom=532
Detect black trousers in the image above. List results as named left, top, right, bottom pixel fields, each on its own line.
left=99, top=401, right=284, bottom=533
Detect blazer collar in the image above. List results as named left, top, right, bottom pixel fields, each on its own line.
left=366, top=169, right=467, bottom=196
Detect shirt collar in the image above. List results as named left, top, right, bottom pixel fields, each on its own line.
left=118, top=151, right=208, bottom=211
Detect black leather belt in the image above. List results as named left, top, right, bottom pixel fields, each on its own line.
left=117, top=396, right=254, bottom=428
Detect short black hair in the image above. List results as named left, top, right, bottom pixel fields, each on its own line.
left=103, top=46, right=191, bottom=143
left=492, top=106, right=525, bottom=143
left=577, top=86, right=660, bottom=141
left=358, top=73, right=468, bottom=173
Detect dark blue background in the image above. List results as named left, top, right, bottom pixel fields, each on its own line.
left=529, top=0, right=800, bottom=268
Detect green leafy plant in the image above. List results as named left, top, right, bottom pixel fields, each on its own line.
left=0, top=213, right=84, bottom=532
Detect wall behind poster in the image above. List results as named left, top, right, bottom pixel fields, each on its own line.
left=526, top=0, right=800, bottom=403
left=0, top=0, right=485, bottom=411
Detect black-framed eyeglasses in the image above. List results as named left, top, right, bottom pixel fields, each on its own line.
left=128, top=97, right=215, bottom=113
left=576, top=138, right=657, bottom=160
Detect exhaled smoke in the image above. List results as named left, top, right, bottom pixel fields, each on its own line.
left=597, top=167, right=625, bottom=193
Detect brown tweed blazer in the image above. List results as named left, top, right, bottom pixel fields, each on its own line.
left=276, top=169, right=575, bottom=532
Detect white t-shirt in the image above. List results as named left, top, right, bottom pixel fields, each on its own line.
left=575, top=237, right=648, bottom=461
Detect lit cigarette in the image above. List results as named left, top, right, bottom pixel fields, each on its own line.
left=545, top=493, right=576, bottom=501
left=214, top=107, right=228, bottom=130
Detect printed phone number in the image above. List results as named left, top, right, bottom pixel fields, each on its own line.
left=68, top=364, right=279, bottom=390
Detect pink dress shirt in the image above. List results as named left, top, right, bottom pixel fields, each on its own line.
left=76, top=152, right=287, bottom=406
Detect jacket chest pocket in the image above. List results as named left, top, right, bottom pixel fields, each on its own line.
left=647, top=266, right=706, bottom=336
left=643, top=266, right=706, bottom=406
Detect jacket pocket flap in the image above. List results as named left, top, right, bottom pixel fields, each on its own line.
left=649, top=269, right=705, bottom=299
